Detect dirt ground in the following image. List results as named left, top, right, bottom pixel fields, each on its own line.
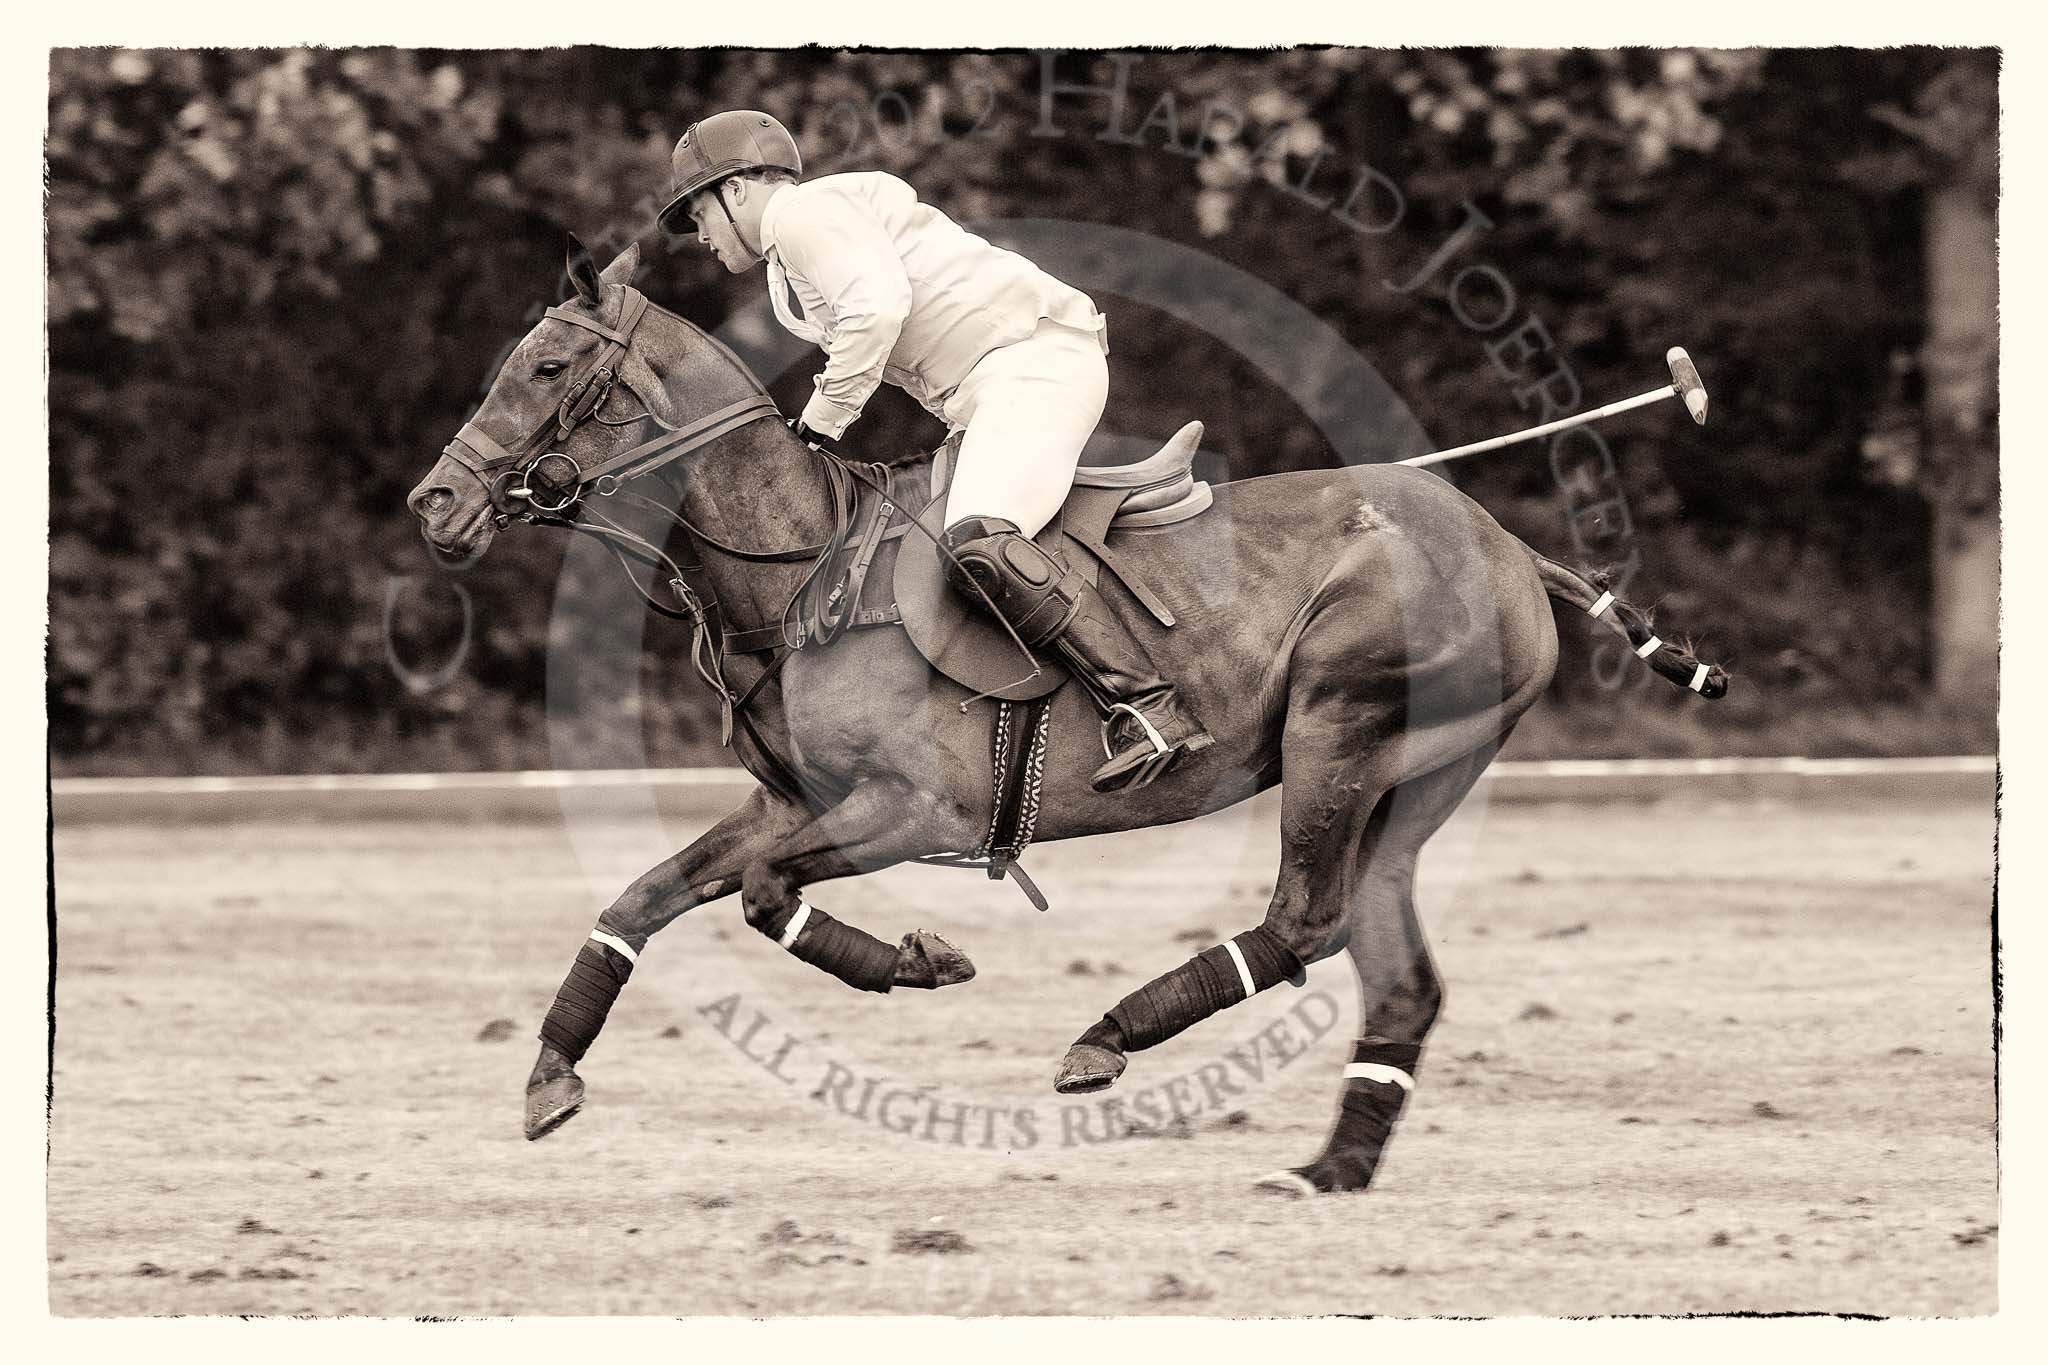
left=48, top=787, right=1996, bottom=1317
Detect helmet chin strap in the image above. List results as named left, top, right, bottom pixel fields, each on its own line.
left=713, top=184, right=765, bottom=266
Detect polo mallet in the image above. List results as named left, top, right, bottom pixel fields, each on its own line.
left=1400, top=347, right=1709, bottom=469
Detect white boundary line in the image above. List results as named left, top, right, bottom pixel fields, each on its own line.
left=46, top=755, right=1994, bottom=797
left=1480, top=755, right=1995, bottom=778
left=49, top=768, right=751, bottom=796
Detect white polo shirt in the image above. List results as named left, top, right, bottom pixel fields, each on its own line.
left=760, top=171, right=1105, bottom=438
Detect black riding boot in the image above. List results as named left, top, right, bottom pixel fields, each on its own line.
left=942, top=516, right=1212, bottom=792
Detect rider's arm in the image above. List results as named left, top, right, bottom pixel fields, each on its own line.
left=774, top=191, right=913, bottom=440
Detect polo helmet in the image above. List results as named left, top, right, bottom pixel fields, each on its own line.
left=657, top=111, right=802, bottom=234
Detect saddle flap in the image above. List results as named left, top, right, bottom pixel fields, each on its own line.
left=894, top=490, right=1071, bottom=703
left=898, top=422, right=1210, bottom=701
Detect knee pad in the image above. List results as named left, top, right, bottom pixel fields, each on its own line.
left=939, top=517, right=1084, bottom=644
left=940, top=516, right=1021, bottom=598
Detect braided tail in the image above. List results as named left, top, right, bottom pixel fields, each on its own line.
left=1532, top=553, right=1729, bottom=699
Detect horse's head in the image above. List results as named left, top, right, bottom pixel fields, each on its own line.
left=406, top=237, right=652, bottom=562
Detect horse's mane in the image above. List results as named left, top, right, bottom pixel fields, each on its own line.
left=874, top=442, right=943, bottom=470
left=643, top=292, right=941, bottom=473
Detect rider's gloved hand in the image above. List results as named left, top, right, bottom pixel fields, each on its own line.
left=789, top=418, right=842, bottom=456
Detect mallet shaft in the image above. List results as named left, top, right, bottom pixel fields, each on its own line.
left=1399, top=385, right=1676, bottom=469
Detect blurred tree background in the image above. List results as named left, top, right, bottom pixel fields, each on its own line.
left=45, top=47, right=1998, bottom=775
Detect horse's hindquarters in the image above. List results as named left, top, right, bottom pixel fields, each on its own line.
left=1017, top=465, right=1551, bottom=838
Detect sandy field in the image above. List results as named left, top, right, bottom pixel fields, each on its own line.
left=48, top=786, right=1995, bottom=1316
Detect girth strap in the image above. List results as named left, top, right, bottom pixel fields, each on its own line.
left=909, top=695, right=1054, bottom=912
left=986, top=696, right=1053, bottom=867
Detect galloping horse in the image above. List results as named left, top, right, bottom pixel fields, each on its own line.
left=406, top=241, right=1726, bottom=1194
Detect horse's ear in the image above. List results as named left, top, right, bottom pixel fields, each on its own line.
left=600, top=242, right=641, bottom=287
left=565, top=234, right=601, bottom=307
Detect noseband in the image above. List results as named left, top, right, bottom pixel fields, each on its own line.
left=441, top=286, right=782, bottom=525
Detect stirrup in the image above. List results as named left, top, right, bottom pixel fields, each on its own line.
left=1099, top=702, right=1170, bottom=762
left=1124, top=747, right=1181, bottom=791
left=1094, top=704, right=1184, bottom=793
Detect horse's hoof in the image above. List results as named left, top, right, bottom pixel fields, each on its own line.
left=1053, top=1042, right=1127, bottom=1094
left=524, top=1073, right=585, bottom=1141
left=1254, top=1163, right=1369, bottom=1196
left=1253, top=1168, right=1322, bottom=1198
left=895, top=929, right=976, bottom=990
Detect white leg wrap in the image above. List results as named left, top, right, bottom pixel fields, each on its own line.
left=1222, top=939, right=1258, bottom=999
left=1342, top=1062, right=1415, bottom=1092
left=778, top=901, right=813, bottom=950
left=1587, top=590, right=1616, bottom=619
left=1689, top=662, right=1710, bottom=692
left=588, top=929, right=638, bottom=963
left=1634, top=634, right=1663, bottom=659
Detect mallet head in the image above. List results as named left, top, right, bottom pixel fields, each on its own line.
left=1666, top=346, right=1708, bottom=425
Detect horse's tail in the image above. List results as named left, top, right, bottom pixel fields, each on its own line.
left=1531, top=552, right=1730, bottom=699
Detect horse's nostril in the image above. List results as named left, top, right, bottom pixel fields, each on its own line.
left=410, top=487, right=452, bottom=521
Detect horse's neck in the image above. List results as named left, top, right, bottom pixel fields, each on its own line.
left=677, top=419, right=824, bottom=549
left=673, top=409, right=837, bottom=635
left=621, top=309, right=833, bottom=634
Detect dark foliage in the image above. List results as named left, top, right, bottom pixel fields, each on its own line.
left=45, top=48, right=1996, bottom=773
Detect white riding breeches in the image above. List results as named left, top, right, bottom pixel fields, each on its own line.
left=939, top=317, right=1109, bottom=540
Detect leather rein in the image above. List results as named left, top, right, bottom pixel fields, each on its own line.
left=438, top=284, right=902, bottom=753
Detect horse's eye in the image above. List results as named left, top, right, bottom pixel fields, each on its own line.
left=535, top=360, right=567, bottom=380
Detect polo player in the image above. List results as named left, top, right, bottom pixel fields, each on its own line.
left=658, top=109, right=1211, bottom=792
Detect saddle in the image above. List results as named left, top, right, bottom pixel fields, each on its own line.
left=705, top=421, right=1211, bottom=906
left=884, top=421, right=1214, bottom=701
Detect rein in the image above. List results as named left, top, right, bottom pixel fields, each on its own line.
left=441, top=287, right=784, bottom=519
left=441, top=283, right=935, bottom=754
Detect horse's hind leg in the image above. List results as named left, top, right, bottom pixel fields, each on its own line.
left=1052, top=698, right=1405, bottom=1095
left=1256, top=741, right=1500, bottom=1196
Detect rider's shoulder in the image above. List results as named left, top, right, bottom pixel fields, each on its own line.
left=786, top=170, right=918, bottom=209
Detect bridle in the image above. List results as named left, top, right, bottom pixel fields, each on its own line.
left=440, top=286, right=782, bottom=525
left=437, top=280, right=1051, bottom=821
left=434, top=274, right=1070, bottom=902
left=436, top=283, right=938, bottom=787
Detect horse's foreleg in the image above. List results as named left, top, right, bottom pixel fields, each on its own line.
left=737, top=777, right=981, bottom=994
left=525, top=785, right=811, bottom=1139
left=1258, top=742, right=1498, bottom=1196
